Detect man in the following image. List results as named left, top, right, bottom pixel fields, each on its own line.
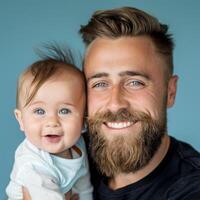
left=23, top=6, right=200, bottom=200
left=79, top=7, right=200, bottom=199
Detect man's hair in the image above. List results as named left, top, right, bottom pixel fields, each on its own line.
left=79, top=7, right=174, bottom=76
left=16, top=44, right=83, bottom=108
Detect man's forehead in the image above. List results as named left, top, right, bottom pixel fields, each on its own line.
left=84, top=36, right=169, bottom=82
left=83, top=36, right=156, bottom=68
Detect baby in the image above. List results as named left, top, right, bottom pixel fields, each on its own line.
left=6, top=46, right=93, bottom=200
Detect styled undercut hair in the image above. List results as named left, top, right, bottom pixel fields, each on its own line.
left=79, top=7, right=174, bottom=77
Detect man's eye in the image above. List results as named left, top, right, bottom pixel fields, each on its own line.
left=92, top=82, right=108, bottom=88
left=128, top=80, right=145, bottom=88
left=59, top=108, right=71, bottom=115
left=34, top=108, right=45, bottom=115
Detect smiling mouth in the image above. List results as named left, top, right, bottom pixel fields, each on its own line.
left=45, top=135, right=60, bottom=138
left=104, top=121, right=135, bottom=129
left=44, top=134, right=62, bottom=143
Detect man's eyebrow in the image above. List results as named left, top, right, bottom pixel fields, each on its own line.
left=87, top=72, right=109, bottom=82
left=119, top=70, right=150, bottom=80
left=87, top=71, right=150, bottom=82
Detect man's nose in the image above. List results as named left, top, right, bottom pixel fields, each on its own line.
left=106, top=86, right=129, bottom=112
left=45, top=116, right=60, bottom=128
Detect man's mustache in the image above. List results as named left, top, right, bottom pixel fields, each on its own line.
left=87, top=108, right=152, bottom=128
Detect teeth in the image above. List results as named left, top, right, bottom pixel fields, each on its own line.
left=106, top=121, right=133, bottom=129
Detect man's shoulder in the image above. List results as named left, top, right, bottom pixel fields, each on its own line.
left=171, top=136, right=200, bottom=169
left=165, top=170, right=200, bottom=199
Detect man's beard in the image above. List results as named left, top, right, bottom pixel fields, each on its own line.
left=88, top=108, right=167, bottom=177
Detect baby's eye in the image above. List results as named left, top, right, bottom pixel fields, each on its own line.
left=34, top=108, right=45, bottom=115
left=58, top=108, right=71, bottom=115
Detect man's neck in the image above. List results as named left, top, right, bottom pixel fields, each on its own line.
left=109, top=134, right=170, bottom=190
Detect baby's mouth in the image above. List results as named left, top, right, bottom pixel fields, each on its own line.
left=44, top=134, right=62, bottom=143
left=45, top=134, right=60, bottom=138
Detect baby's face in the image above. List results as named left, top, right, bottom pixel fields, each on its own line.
left=15, top=70, right=85, bottom=155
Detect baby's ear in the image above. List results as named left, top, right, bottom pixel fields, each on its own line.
left=14, top=109, right=24, bottom=131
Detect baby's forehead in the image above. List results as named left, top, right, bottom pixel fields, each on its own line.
left=20, top=65, right=85, bottom=99
left=57, top=66, right=85, bottom=86
left=61, top=64, right=83, bottom=78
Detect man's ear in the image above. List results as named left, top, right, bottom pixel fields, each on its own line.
left=167, top=75, right=178, bottom=108
left=14, top=109, right=24, bottom=131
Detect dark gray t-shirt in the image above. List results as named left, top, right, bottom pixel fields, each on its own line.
left=85, top=136, right=200, bottom=200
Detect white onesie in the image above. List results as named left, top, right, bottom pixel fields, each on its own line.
left=6, top=136, right=93, bottom=200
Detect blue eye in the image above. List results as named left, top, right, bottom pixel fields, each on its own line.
left=128, top=80, right=144, bottom=88
left=131, top=81, right=141, bottom=85
left=59, top=108, right=71, bottom=115
left=34, top=108, right=45, bottom=115
left=93, top=82, right=108, bottom=88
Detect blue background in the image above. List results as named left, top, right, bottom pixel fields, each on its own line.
left=1, top=0, right=200, bottom=198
